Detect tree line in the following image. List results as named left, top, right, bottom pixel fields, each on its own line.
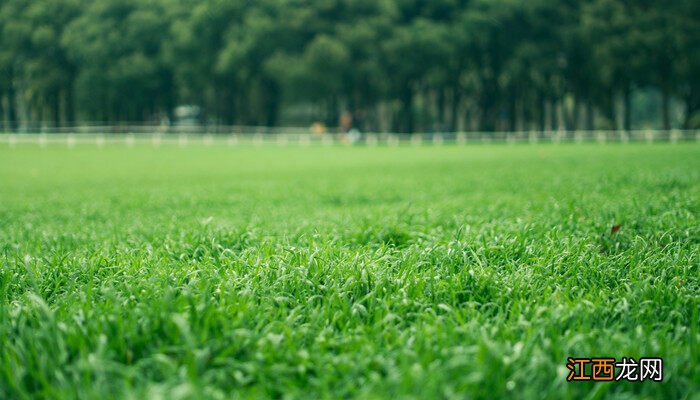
left=1, top=0, right=698, bottom=133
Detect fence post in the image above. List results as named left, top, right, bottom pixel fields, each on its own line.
left=366, top=133, right=378, bottom=146
left=227, top=134, right=238, bottom=146
left=322, top=134, right=333, bottom=146
left=411, top=134, right=422, bottom=146
left=456, top=132, right=466, bottom=145
left=670, top=129, right=679, bottom=144
left=529, top=131, right=538, bottom=144
left=620, top=130, right=629, bottom=144
left=277, top=134, right=289, bottom=146
left=388, top=134, right=400, bottom=147
left=596, top=130, right=606, bottom=144
left=551, top=130, right=561, bottom=144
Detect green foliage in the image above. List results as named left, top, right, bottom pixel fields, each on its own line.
left=0, top=0, right=79, bottom=124
left=61, top=0, right=172, bottom=122
left=0, top=143, right=698, bottom=398
left=0, top=0, right=698, bottom=130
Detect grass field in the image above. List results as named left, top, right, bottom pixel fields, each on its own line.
left=0, top=143, right=698, bottom=399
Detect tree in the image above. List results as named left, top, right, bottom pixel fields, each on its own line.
left=62, top=0, right=174, bottom=123
left=0, top=0, right=696, bottom=131
left=0, top=0, right=81, bottom=127
left=382, top=19, right=451, bottom=132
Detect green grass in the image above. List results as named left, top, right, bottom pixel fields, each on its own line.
left=0, top=143, right=698, bottom=399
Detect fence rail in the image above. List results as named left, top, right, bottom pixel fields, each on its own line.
left=1, top=129, right=699, bottom=148
left=0, top=124, right=324, bottom=135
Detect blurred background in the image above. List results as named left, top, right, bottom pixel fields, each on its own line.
left=0, top=0, right=698, bottom=134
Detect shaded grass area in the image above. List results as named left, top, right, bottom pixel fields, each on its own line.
left=0, top=143, right=698, bottom=399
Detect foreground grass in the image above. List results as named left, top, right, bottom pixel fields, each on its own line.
left=0, top=143, right=698, bottom=399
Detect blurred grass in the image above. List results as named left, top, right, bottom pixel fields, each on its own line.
left=0, top=143, right=698, bottom=399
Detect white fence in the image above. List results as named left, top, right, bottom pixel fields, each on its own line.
left=1, top=129, right=699, bottom=148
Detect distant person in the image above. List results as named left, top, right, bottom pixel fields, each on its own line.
left=339, top=112, right=353, bottom=133
left=311, top=122, right=326, bottom=135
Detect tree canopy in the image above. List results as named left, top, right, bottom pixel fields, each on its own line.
left=0, top=0, right=697, bottom=132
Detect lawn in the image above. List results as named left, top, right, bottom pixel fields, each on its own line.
left=0, top=142, right=698, bottom=399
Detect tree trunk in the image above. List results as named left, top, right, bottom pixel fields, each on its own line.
left=661, top=87, right=671, bottom=131
left=605, top=90, right=616, bottom=130
left=223, top=89, right=235, bottom=125
left=0, top=92, right=4, bottom=131
left=538, top=94, right=546, bottom=132
left=516, top=96, right=525, bottom=131
left=437, top=88, right=445, bottom=130
left=549, top=98, right=558, bottom=132
left=585, top=99, right=594, bottom=130
left=400, top=86, right=414, bottom=133
left=52, top=92, right=61, bottom=128
left=326, top=96, right=336, bottom=127
left=264, top=80, right=280, bottom=127
left=65, top=86, right=75, bottom=127
left=523, top=94, right=532, bottom=131
left=229, top=92, right=237, bottom=126
left=103, top=95, right=110, bottom=124
left=479, top=87, right=497, bottom=132
left=449, top=88, right=460, bottom=132
left=683, top=90, right=698, bottom=129
left=8, top=85, right=17, bottom=131
left=508, top=93, right=517, bottom=132
left=568, top=96, right=580, bottom=131
left=623, top=85, right=632, bottom=132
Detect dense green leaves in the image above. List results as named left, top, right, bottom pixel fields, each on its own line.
left=61, top=0, right=173, bottom=122
left=0, top=0, right=698, bottom=131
